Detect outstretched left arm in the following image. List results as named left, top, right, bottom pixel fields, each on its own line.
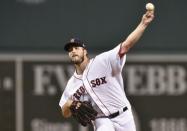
left=119, top=11, right=155, bottom=57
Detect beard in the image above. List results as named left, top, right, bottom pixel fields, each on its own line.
left=70, top=55, right=84, bottom=64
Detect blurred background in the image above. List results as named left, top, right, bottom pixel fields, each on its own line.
left=0, top=0, right=187, bottom=131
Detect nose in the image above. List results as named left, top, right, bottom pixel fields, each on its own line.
left=71, top=47, right=76, bottom=53
left=69, top=47, right=77, bottom=54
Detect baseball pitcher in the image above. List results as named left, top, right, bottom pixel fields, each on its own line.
left=59, top=9, right=154, bottom=131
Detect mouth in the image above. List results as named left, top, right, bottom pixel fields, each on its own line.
left=72, top=54, right=78, bottom=57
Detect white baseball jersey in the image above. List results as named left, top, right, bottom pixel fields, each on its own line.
left=59, top=44, right=133, bottom=122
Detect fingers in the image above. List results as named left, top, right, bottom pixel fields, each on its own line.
left=145, top=10, right=154, bottom=18
left=76, top=102, right=81, bottom=109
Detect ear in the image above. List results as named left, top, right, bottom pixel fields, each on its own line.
left=83, top=49, right=88, bottom=56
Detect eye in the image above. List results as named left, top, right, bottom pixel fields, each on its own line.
left=68, top=47, right=73, bottom=52
left=74, top=47, right=79, bottom=50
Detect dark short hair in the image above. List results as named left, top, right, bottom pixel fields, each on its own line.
left=64, top=38, right=86, bottom=51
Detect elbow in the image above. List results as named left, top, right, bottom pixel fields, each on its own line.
left=119, top=44, right=130, bottom=55
left=121, top=41, right=133, bottom=53
left=123, top=45, right=131, bottom=53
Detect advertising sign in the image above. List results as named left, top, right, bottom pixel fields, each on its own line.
left=0, top=54, right=186, bottom=131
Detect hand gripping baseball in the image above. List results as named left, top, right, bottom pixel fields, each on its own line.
left=69, top=101, right=98, bottom=126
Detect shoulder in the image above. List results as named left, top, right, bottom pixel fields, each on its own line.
left=94, top=44, right=121, bottom=60
left=65, top=73, right=83, bottom=89
left=62, top=76, right=75, bottom=97
left=98, top=44, right=121, bottom=56
left=65, top=76, right=74, bottom=90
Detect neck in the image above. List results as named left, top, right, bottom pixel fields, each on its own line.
left=75, top=57, right=90, bottom=75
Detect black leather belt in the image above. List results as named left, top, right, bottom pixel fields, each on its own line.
left=108, top=107, right=128, bottom=119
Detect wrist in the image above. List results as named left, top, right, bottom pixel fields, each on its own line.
left=139, top=22, right=148, bottom=30
left=67, top=99, right=73, bottom=107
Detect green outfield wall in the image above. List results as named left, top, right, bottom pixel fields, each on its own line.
left=0, top=0, right=186, bottom=53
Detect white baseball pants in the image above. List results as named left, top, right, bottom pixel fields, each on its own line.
left=93, top=110, right=136, bottom=131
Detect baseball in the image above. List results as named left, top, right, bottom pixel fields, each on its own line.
left=146, top=3, right=155, bottom=11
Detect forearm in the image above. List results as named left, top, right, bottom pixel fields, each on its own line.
left=119, top=11, right=154, bottom=55
left=61, top=99, right=73, bottom=118
left=120, top=22, right=147, bottom=54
